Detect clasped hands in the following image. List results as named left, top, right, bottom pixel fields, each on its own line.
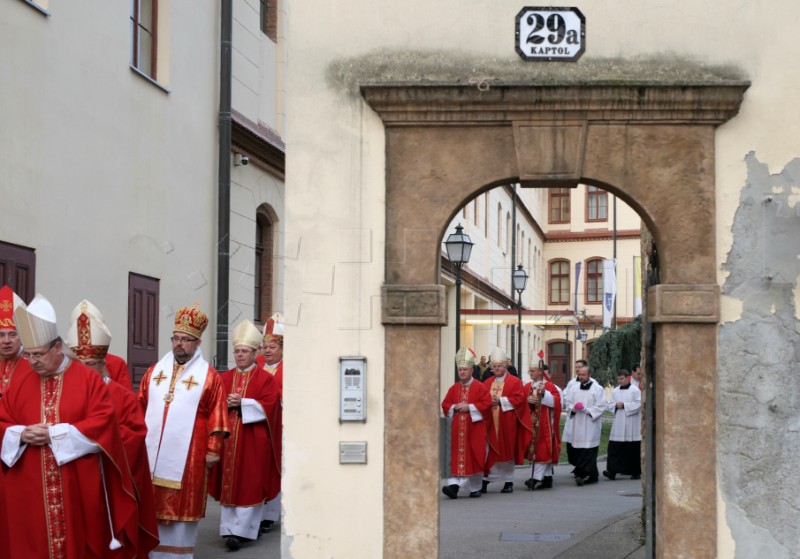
left=452, top=403, right=471, bottom=413
left=227, top=394, right=242, bottom=408
left=21, top=424, right=51, bottom=446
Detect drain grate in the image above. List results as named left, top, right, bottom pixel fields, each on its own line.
left=500, top=533, right=572, bottom=542
left=617, top=491, right=643, bottom=497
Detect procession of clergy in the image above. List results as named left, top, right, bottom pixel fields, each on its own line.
left=442, top=346, right=642, bottom=499
left=0, top=285, right=284, bottom=558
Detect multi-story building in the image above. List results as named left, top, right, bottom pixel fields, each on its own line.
left=441, top=183, right=640, bottom=390
left=285, top=1, right=798, bottom=557
left=0, top=1, right=285, bottom=378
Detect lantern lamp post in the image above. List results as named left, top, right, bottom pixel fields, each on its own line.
left=445, top=224, right=474, bottom=381
left=513, top=264, right=528, bottom=373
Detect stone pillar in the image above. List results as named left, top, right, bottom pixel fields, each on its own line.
left=649, top=284, right=720, bottom=559
left=382, top=285, right=446, bottom=558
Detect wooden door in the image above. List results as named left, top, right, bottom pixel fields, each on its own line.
left=0, top=241, right=36, bottom=302
left=128, top=273, right=159, bottom=389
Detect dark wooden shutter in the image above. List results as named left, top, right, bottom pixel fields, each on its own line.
left=128, top=273, right=159, bottom=389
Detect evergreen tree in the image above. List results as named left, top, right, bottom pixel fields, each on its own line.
left=587, top=315, right=642, bottom=386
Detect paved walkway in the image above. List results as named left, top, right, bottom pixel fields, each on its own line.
left=440, top=460, right=645, bottom=559
left=193, top=459, right=645, bottom=558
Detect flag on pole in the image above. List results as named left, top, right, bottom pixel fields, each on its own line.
left=603, top=258, right=617, bottom=329
left=633, top=255, right=642, bottom=316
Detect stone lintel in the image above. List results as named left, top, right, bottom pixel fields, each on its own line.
left=361, top=84, right=749, bottom=126
left=648, top=284, right=719, bottom=323
left=381, top=284, right=446, bottom=325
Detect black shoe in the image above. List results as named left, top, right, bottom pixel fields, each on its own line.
left=481, top=479, right=490, bottom=494
left=469, top=490, right=482, bottom=498
left=259, top=520, right=273, bottom=534
left=501, top=482, right=513, bottom=493
left=575, top=476, right=585, bottom=486
left=603, top=470, right=616, bottom=481
left=442, top=484, right=459, bottom=499
left=584, top=477, right=598, bottom=485
left=542, top=476, right=553, bottom=489
left=631, top=474, right=641, bottom=480
left=225, top=536, right=242, bottom=551
left=524, top=478, right=535, bottom=490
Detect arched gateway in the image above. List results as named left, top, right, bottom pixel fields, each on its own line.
left=363, top=82, right=748, bottom=559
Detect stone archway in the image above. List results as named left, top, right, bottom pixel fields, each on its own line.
left=364, top=82, right=747, bottom=559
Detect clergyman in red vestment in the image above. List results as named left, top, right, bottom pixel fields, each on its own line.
left=255, top=312, right=284, bottom=533
left=482, top=347, right=532, bottom=494
left=0, top=285, right=32, bottom=558
left=0, top=294, right=139, bottom=559
left=67, top=299, right=134, bottom=391
left=523, top=361, right=562, bottom=491
left=138, top=303, right=229, bottom=559
left=67, top=300, right=159, bottom=558
left=441, top=346, right=492, bottom=499
left=209, top=319, right=280, bottom=551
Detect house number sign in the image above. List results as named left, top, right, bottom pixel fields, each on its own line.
left=515, top=7, right=585, bottom=61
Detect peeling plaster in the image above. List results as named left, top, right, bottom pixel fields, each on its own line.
left=719, top=152, right=800, bottom=558
left=718, top=484, right=736, bottom=558
left=720, top=294, right=744, bottom=324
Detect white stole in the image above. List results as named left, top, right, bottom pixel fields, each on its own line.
left=144, top=350, right=209, bottom=489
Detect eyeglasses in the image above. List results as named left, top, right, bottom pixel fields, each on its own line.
left=170, top=336, right=197, bottom=344
left=23, top=344, right=56, bottom=361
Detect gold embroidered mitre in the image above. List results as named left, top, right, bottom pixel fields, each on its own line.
left=454, top=346, right=477, bottom=368
left=262, top=312, right=284, bottom=347
left=66, top=301, right=111, bottom=360
left=232, top=319, right=262, bottom=350
left=174, top=302, right=208, bottom=339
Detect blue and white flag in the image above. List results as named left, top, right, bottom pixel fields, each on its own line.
left=602, top=258, right=616, bottom=329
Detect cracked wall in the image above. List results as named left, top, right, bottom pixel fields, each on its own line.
left=719, top=152, right=800, bottom=558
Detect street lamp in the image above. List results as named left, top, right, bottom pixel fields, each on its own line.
left=513, top=263, right=528, bottom=373
left=445, top=224, right=474, bottom=380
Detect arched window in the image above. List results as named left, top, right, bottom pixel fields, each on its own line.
left=549, top=259, right=571, bottom=305
left=505, top=212, right=511, bottom=253
left=255, top=206, right=276, bottom=323
left=585, top=258, right=604, bottom=304
left=484, top=193, right=489, bottom=235
left=497, top=203, right=502, bottom=247
left=528, top=239, right=532, bottom=277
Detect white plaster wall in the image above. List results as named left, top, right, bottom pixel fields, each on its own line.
left=286, top=0, right=800, bottom=556
left=0, top=1, right=220, bottom=358
left=232, top=0, right=280, bottom=131
left=226, top=161, right=285, bottom=368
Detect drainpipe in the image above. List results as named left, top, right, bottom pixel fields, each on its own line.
left=215, top=0, right=232, bottom=370
left=510, top=184, right=517, bottom=368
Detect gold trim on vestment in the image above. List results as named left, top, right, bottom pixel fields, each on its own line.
left=153, top=476, right=183, bottom=490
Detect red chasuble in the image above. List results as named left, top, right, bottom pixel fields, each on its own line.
left=258, top=359, right=283, bottom=497
left=209, top=366, right=281, bottom=505
left=0, top=355, right=32, bottom=559
left=106, top=353, right=134, bottom=392
left=107, top=380, right=159, bottom=558
left=524, top=381, right=562, bottom=465
left=483, top=374, right=533, bottom=471
left=138, top=364, right=229, bottom=522
left=441, top=380, right=492, bottom=477
left=0, top=362, right=139, bottom=559
left=0, top=355, right=27, bottom=397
